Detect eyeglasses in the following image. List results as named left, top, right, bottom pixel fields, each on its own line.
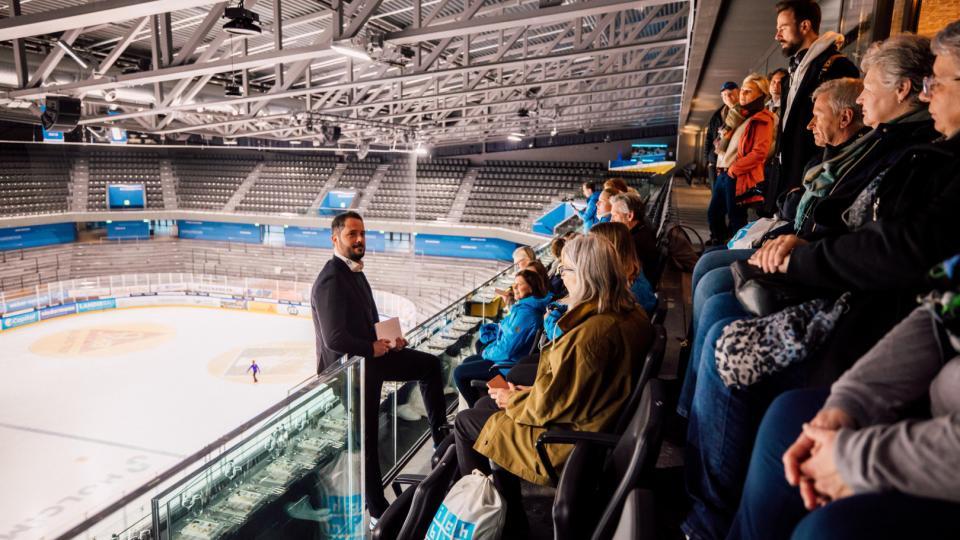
left=922, top=75, right=960, bottom=98
left=557, top=264, right=575, bottom=275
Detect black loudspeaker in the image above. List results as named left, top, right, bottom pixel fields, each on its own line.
left=41, top=96, right=82, bottom=132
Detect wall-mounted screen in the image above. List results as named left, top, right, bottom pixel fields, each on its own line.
left=107, top=184, right=145, bottom=209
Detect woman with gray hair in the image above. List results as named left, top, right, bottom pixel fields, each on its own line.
left=453, top=234, right=652, bottom=533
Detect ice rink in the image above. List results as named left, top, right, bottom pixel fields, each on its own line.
left=0, top=306, right=320, bottom=539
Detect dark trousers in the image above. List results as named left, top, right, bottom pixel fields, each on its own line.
left=707, top=172, right=748, bottom=243
left=730, top=389, right=960, bottom=540
left=453, top=355, right=497, bottom=407
left=365, top=348, right=447, bottom=518
left=454, top=397, right=527, bottom=534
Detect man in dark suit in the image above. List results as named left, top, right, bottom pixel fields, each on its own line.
left=311, top=211, right=447, bottom=522
left=767, top=0, right=859, bottom=214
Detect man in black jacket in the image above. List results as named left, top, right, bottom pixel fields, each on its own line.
left=768, top=0, right=859, bottom=214
left=311, top=211, right=447, bottom=521
left=704, top=82, right=737, bottom=190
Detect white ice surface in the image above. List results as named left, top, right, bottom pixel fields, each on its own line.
left=0, top=307, right=317, bottom=540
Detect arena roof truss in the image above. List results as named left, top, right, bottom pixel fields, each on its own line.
left=0, top=0, right=692, bottom=148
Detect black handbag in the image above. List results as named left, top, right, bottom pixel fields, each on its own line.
left=730, top=260, right=820, bottom=317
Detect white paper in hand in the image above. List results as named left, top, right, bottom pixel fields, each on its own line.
left=375, top=317, right=403, bottom=348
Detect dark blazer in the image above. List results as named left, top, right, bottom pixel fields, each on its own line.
left=311, top=256, right=380, bottom=373
left=768, top=44, right=859, bottom=213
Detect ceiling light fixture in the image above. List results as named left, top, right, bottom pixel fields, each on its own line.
left=507, top=135, right=523, bottom=142
left=56, top=40, right=88, bottom=69
left=223, top=1, right=262, bottom=35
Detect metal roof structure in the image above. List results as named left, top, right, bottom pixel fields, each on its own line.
left=0, top=0, right=692, bottom=150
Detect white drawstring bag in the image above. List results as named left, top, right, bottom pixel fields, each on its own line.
left=425, top=470, right=506, bottom=540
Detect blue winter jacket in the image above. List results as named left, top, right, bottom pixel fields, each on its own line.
left=631, top=273, right=658, bottom=315
left=579, top=192, right=601, bottom=232
left=481, top=294, right=550, bottom=367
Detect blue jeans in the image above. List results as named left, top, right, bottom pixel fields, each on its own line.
left=707, top=172, right=749, bottom=242
left=691, top=249, right=754, bottom=337
left=683, top=339, right=810, bottom=540
left=729, top=389, right=960, bottom=540
left=678, top=295, right=747, bottom=417
left=453, top=355, right=497, bottom=407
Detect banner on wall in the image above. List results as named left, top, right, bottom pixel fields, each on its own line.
left=0, top=223, right=76, bottom=251
left=2, top=311, right=39, bottom=329
left=414, top=234, right=518, bottom=261
left=107, top=220, right=151, bottom=239
left=177, top=220, right=263, bottom=244
left=39, top=303, right=77, bottom=321
left=77, top=299, right=117, bottom=313
left=283, top=226, right=385, bottom=252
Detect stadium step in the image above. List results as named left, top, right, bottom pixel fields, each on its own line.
left=69, top=157, right=89, bottom=212
left=158, top=159, right=179, bottom=210
left=355, top=163, right=390, bottom=214
left=224, top=162, right=265, bottom=212
left=308, top=163, right=348, bottom=214
left=447, top=167, right=478, bottom=222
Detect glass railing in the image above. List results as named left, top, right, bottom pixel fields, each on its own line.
left=60, top=356, right=364, bottom=540
left=36, top=246, right=547, bottom=539
left=151, top=357, right=363, bottom=540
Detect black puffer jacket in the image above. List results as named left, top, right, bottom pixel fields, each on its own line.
left=787, top=133, right=960, bottom=382
left=801, top=116, right=939, bottom=239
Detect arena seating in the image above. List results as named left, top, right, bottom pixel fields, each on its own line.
left=87, top=150, right=164, bottom=210
left=462, top=160, right=604, bottom=227
left=0, top=148, right=71, bottom=216
left=174, top=152, right=261, bottom=210
left=0, top=238, right=504, bottom=323
left=0, top=148, right=660, bottom=233
left=236, top=154, right=339, bottom=214
left=366, top=159, right=468, bottom=221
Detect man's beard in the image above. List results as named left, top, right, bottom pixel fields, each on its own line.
left=780, top=39, right=802, bottom=57
left=347, top=243, right=365, bottom=261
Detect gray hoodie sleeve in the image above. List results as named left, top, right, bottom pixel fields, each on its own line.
left=824, top=306, right=945, bottom=427
left=834, top=414, right=960, bottom=502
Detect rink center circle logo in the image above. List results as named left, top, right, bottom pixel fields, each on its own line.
left=30, top=323, right=176, bottom=357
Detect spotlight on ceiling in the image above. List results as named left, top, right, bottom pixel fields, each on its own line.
left=550, top=126, right=558, bottom=136
left=223, top=1, right=262, bottom=35
left=517, top=108, right=530, bottom=118
left=320, top=124, right=341, bottom=145
left=103, top=89, right=118, bottom=102
left=224, top=81, right=243, bottom=97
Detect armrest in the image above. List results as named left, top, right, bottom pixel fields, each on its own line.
left=391, top=474, right=426, bottom=497
left=535, top=430, right=619, bottom=483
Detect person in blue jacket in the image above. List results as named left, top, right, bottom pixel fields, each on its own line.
left=590, top=222, right=658, bottom=315
left=455, top=269, right=550, bottom=406
left=578, top=181, right=601, bottom=232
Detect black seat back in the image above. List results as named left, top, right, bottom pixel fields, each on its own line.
left=592, top=379, right=667, bottom=540
left=396, top=445, right=460, bottom=540
left=613, top=325, right=666, bottom=435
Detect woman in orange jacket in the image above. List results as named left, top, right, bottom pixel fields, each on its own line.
left=724, top=74, right=778, bottom=237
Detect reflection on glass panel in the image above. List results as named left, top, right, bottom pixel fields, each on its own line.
left=151, top=356, right=363, bottom=540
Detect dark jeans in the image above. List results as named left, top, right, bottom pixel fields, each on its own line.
left=453, top=355, right=497, bottom=407
left=454, top=397, right=527, bottom=534
left=730, top=389, right=960, bottom=540
left=683, top=345, right=809, bottom=540
left=678, top=294, right=747, bottom=418
left=707, top=172, right=749, bottom=243
left=365, top=348, right=447, bottom=518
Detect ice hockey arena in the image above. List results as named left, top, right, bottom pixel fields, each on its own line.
left=1, top=0, right=958, bottom=539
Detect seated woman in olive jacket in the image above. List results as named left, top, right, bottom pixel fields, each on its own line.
left=454, top=234, right=653, bottom=531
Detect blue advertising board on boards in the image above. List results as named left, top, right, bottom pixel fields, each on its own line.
left=284, top=227, right=385, bottom=251
left=0, top=223, right=76, bottom=251
left=178, top=221, right=263, bottom=244
left=107, top=220, right=151, bottom=239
